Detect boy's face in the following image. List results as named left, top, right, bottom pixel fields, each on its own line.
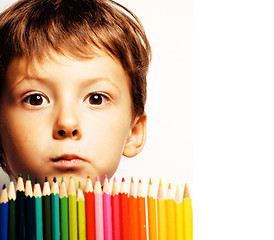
left=0, top=51, right=146, bottom=186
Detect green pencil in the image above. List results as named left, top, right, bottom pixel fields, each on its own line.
left=51, top=177, right=60, bottom=240
left=42, top=176, right=51, bottom=240
left=77, top=181, right=86, bottom=240
left=68, top=176, right=77, bottom=240
left=34, top=175, right=43, bottom=239
left=16, top=174, right=25, bottom=240
left=8, top=178, right=16, bottom=240
left=25, top=174, right=35, bottom=239
left=60, top=176, right=69, bottom=240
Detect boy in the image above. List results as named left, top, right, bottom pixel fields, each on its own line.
left=0, top=0, right=151, bottom=186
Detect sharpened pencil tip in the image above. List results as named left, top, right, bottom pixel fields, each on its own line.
left=10, top=178, right=13, bottom=182
left=26, top=173, right=30, bottom=180
left=183, top=183, right=190, bottom=199
left=122, top=177, right=125, bottom=182
left=168, top=183, right=172, bottom=189
left=35, top=175, right=39, bottom=184
left=96, top=176, right=99, bottom=181
left=131, top=177, right=134, bottom=183
left=45, top=176, right=48, bottom=182
left=2, top=184, right=6, bottom=190
left=62, top=176, right=64, bottom=182
left=139, top=179, right=142, bottom=183
left=159, top=179, right=162, bottom=187
left=113, top=176, right=117, bottom=182
left=78, top=181, right=81, bottom=189
left=19, top=173, right=22, bottom=178
left=53, top=177, right=57, bottom=183
left=104, top=174, right=108, bottom=179
left=149, top=178, right=152, bottom=185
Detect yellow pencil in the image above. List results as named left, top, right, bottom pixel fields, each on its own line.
left=147, top=178, right=157, bottom=240
left=183, top=183, right=193, bottom=240
left=77, top=182, right=86, bottom=240
left=157, top=179, right=167, bottom=240
left=68, top=176, right=77, bottom=240
left=166, top=183, right=176, bottom=240
left=175, top=184, right=184, bottom=240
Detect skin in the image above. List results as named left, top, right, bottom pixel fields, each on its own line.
left=0, top=51, right=146, bottom=187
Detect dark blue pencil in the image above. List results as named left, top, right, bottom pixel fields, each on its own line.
left=0, top=184, right=8, bottom=240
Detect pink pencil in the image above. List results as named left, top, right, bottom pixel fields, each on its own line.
left=103, top=175, right=113, bottom=240
left=111, top=177, right=121, bottom=240
left=94, top=176, right=104, bottom=239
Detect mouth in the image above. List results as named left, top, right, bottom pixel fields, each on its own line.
left=51, top=154, right=87, bottom=170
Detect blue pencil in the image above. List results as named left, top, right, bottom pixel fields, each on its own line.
left=0, top=184, right=9, bottom=240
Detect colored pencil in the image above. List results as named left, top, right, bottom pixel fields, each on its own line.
left=94, top=176, right=104, bottom=239
left=103, top=175, right=112, bottom=240
left=111, top=177, right=121, bottom=240
left=0, top=184, right=8, bottom=240
left=183, top=183, right=193, bottom=240
left=16, top=174, right=25, bottom=240
left=77, top=182, right=86, bottom=240
left=137, top=180, right=147, bottom=240
left=42, top=176, right=51, bottom=240
left=51, top=177, right=60, bottom=240
left=166, top=183, right=176, bottom=240
left=147, top=178, right=157, bottom=240
left=60, top=176, right=69, bottom=240
left=157, top=179, right=167, bottom=240
left=120, top=177, right=129, bottom=240
left=175, top=184, right=184, bottom=240
left=25, top=174, right=36, bottom=239
left=129, top=177, right=139, bottom=240
left=34, top=175, right=43, bottom=239
left=85, top=176, right=95, bottom=240
left=8, top=178, right=16, bottom=240
left=68, top=176, right=78, bottom=240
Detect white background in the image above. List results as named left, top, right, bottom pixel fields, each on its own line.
left=2, top=0, right=274, bottom=239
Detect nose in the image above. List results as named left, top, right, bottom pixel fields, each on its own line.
left=53, top=106, right=82, bottom=140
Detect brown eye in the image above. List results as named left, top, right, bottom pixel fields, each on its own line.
left=86, top=93, right=108, bottom=105
left=24, top=94, right=49, bottom=106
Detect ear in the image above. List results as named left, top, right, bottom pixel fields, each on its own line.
left=123, top=112, right=147, bottom=158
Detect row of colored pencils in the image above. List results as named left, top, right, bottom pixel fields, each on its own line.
left=0, top=174, right=192, bottom=240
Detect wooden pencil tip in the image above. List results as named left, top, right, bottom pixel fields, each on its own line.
left=149, top=178, right=152, bottom=185
left=18, top=173, right=22, bottom=178
left=122, top=177, right=125, bottom=182
left=168, top=183, right=172, bottom=189
left=104, top=174, right=108, bottom=179
left=2, top=184, right=6, bottom=190
left=26, top=173, right=30, bottom=180
left=62, top=176, right=64, bottom=182
left=70, top=176, right=73, bottom=179
left=45, top=176, right=48, bottom=182
left=139, top=179, right=142, bottom=183
left=10, top=178, right=13, bottom=182
left=87, top=176, right=91, bottom=179
left=53, top=177, right=57, bottom=183
left=113, top=176, right=117, bottom=182
left=131, top=177, right=134, bottom=183
left=78, top=181, right=81, bottom=189
left=96, top=176, right=99, bottom=181
left=183, top=183, right=190, bottom=198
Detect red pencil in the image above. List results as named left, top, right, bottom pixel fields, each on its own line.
left=129, top=177, right=139, bottom=240
left=111, top=177, right=121, bottom=240
left=120, top=178, right=129, bottom=240
left=137, top=180, right=147, bottom=240
left=103, top=175, right=112, bottom=240
left=85, top=177, right=95, bottom=240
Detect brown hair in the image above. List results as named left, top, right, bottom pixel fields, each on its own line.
left=0, top=0, right=151, bottom=117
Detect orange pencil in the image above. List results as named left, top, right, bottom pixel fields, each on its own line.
left=120, top=178, right=129, bottom=240
left=129, top=177, right=138, bottom=240
left=157, top=179, right=167, bottom=240
left=137, top=180, right=147, bottom=240
left=166, top=183, right=176, bottom=240
left=147, top=178, right=157, bottom=240
left=85, top=177, right=95, bottom=240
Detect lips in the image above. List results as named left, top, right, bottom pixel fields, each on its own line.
left=52, top=154, right=87, bottom=169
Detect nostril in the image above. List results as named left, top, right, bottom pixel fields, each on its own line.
left=72, top=130, right=77, bottom=136
left=58, top=130, right=65, bottom=136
